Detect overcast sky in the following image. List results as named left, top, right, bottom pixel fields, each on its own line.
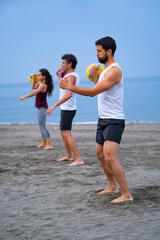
left=1, top=0, right=160, bottom=83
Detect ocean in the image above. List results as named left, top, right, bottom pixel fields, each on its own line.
left=1, top=77, right=160, bottom=124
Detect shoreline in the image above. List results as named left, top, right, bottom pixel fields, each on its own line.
left=0, top=121, right=160, bottom=125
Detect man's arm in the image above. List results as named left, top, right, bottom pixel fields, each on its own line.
left=60, top=66, right=122, bottom=97
left=46, top=75, right=76, bottom=115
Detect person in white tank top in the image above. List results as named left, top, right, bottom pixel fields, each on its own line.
left=46, top=54, right=84, bottom=166
left=98, top=62, right=125, bottom=119
left=59, top=37, right=133, bottom=203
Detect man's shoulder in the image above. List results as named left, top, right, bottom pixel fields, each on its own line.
left=102, top=65, right=122, bottom=84
left=65, top=72, right=79, bottom=79
left=112, top=66, right=122, bottom=74
left=104, top=65, right=122, bottom=76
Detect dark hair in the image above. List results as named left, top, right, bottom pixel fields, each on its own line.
left=39, top=68, right=54, bottom=96
left=62, top=54, right=77, bottom=69
left=95, top=36, right=116, bottom=56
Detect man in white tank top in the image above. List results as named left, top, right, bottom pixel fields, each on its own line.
left=46, top=54, right=84, bottom=166
left=60, top=37, right=133, bottom=203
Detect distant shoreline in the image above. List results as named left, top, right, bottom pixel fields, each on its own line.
left=1, top=75, right=160, bottom=85
left=0, top=121, right=160, bottom=125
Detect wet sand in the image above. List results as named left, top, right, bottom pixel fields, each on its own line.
left=0, top=123, right=160, bottom=240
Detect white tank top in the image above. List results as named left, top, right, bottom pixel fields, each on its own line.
left=60, top=72, right=80, bottom=110
left=98, top=62, right=125, bottom=119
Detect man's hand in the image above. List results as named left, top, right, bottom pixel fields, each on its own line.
left=59, top=77, right=69, bottom=89
left=57, top=67, right=63, bottom=78
left=46, top=105, right=56, bottom=115
left=89, top=65, right=99, bottom=84
left=89, top=65, right=99, bottom=76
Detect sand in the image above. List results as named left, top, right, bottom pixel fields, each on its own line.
left=0, top=123, right=160, bottom=240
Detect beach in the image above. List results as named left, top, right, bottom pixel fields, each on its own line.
left=0, top=123, right=160, bottom=240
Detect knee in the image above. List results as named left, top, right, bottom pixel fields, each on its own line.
left=96, top=145, right=104, bottom=160
left=103, top=151, right=114, bottom=166
left=39, top=124, right=44, bottom=132
left=96, top=148, right=103, bottom=160
left=38, top=119, right=45, bottom=129
left=61, top=130, right=70, bottom=139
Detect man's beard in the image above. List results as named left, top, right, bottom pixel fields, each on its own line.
left=98, top=55, right=108, bottom=64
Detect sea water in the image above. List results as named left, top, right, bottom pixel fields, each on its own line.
left=0, top=77, right=160, bottom=124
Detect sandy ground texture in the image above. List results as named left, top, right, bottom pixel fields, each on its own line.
left=0, top=123, right=160, bottom=240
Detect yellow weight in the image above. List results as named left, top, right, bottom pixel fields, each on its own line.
left=29, top=75, right=39, bottom=83
left=86, top=63, right=103, bottom=82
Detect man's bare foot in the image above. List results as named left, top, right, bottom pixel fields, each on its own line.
left=56, top=156, right=74, bottom=162
left=111, top=194, right=133, bottom=203
left=67, top=160, right=84, bottom=166
left=43, top=146, right=53, bottom=150
left=37, top=144, right=46, bottom=148
left=97, top=187, right=119, bottom=195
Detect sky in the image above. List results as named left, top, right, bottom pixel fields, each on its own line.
left=1, top=0, right=160, bottom=83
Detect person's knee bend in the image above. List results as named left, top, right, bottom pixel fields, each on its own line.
left=103, top=150, right=114, bottom=165
left=96, top=148, right=103, bottom=159
left=39, top=125, right=44, bottom=134
left=96, top=144, right=104, bottom=160
left=61, top=130, right=70, bottom=138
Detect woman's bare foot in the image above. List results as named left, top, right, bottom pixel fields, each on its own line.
left=97, top=187, right=119, bottom=195
left=37, top=144, right=46, bottom=148
left=56, top=156, right=74, bottom=162
left=43, top=145, right=53, bottom=150
left=67, top=160, right=84, bottom=166
left=111, top=194, right=133, bottom=203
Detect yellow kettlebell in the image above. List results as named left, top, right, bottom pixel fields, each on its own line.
left=86, top=63, right=103, bottom=82
left=29, top=75, right=39, bottom=83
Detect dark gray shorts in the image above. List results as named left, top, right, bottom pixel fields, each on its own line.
left=96, top=118, right=125, bottom=145
left=60, top=110, right=76, bottom=130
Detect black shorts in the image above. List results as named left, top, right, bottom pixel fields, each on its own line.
left=96, top=118, right=125, bottom=145
left=60, top=110, right=76, bottom=130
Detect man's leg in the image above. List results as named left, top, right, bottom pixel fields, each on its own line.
left=56, top=130, right=74, bottom=161
left=96, top=143, right=119, bottom=194
left=62, top=130, right=84, bottom=166
left=103, top=140, right=133, bottom=203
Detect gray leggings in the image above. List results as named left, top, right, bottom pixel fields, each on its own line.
left=37, top=107, right=50, bottom=139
